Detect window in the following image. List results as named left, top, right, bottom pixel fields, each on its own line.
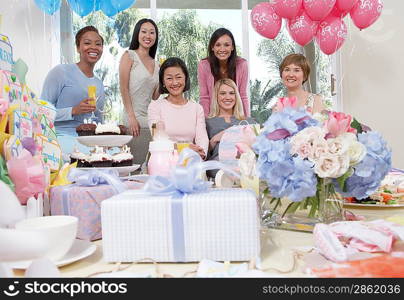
left=62, top=0, right=334, bottom=122
left=156, top=2, right=242, bottom=101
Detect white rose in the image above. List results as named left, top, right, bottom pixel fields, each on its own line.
left=314, top=153, right=350, bottom=178
left=290, top=127, right=326, bottom=159
left=327, top=137, right=349, bottom=156
left=347, top=141, right=367, bottom=165
left=308, top=140, right=328, bottom=162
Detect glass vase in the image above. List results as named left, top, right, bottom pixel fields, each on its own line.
left=259, top=178, right=344, bottom=231
left=317, top=178, right=344, bottom=224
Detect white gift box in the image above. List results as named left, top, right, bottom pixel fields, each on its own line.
left=101, top=188, right=261, bottom=262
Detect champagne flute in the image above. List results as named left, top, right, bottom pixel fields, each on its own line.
left=88, top=85, right=97, bottom=121
left=158, top=55, right=166, bottom=66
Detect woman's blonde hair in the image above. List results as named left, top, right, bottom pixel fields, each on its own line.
left=208, top=78, right=245, bottom=120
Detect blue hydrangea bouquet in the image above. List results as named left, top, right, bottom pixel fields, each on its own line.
left=253, top=106, right=392, bottom=223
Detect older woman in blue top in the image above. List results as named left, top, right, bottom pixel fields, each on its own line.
left=41, top=26, right=105, bottom=155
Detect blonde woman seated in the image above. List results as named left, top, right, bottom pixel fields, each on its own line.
left=275, top=53, right=325, bottom=114
left=206, top=79, right=256, bottom=177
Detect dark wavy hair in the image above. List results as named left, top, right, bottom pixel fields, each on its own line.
left=159, top=57, right=190, bottom=94
left=129, top=18, right=158, bottom=59
left=75, top=26, right=104, bottom=47
left=206, top=28, right=238, bottom=82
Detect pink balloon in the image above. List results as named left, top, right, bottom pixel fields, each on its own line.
left=336, top=0, right=359, bottom=13
left=316, top=15, right=347, bottom=55
left=350, top=0, right=383, bottom=30
left=287, top=12, right=318, bottom=46
left=303, top=0, right=336, bottom=21
left=251, top=3, right=282, bottom=39
left=330, top=5, right=349, bottom=18
left=272, top=0, right=303, bottom=20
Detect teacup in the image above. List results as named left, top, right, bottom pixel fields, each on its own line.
left=15, top=216, right=78, bottom=261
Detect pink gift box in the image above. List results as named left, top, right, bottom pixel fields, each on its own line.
left=50, top=181, right=140, bottom=241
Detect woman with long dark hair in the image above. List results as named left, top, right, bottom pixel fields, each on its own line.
left=198, top=28, right=250, bottom=117
left=119, top=18, right=160, bottom=165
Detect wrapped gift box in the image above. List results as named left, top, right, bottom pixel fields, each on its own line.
left=101, top=188, right=261, bottom=262
left=50, top=181, right=140, bottom=241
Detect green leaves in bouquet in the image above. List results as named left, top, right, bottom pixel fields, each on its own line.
left=336, top=167, right=354, bottom=193
left=350, top=118, right=363, bottom=134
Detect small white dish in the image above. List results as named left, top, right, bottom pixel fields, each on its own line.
left=77, top=164, right=140, bottom=176
left=8, top=239, right=97, bottom=269
left=77, top=135, right=133, bottom=147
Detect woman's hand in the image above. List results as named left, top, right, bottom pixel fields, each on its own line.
left=72, top=98, right=96, bottom=115
left=128, top=116, right=140, bottom=137
left=209, top=130, right=225, bottom=149
left=189, top=144, right=206, bottom=160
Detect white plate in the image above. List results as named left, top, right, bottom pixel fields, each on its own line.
left=77, top=164, right=140, bottom=176
left=77, top=135, right=133, bottom=147
left=344, top=202, right=404, bottom=208
left=9, top=239, right=97, bottom=269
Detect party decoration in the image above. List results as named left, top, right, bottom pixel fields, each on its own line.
left=7, top=149, right=46, bottom=205
left=34, top=134, right=62, bottom=171
left=11, top=58, right=28, bottom=85
left=100, top=0, right=136, bottom=17
left=0, top=70, right=22, bottom=104
left=34, top=0, right=61, bottom=15
left=287, top=12, right=318, bottom=46
left=330, top=5, right=348, bottom=17
left=99, top=0, right=118, bottom=17
left=303, top=0, right=336, bottom=21
left=8, top=109, right=33, bottom=140
left=94, top=0, right=102, bottom=11
left=316, top=15, right=347, bottom=55
left=3, top=135, right=23, bottom=161
left=111, top=0, right=135, bottom=12
left=336, top=0, right=359, bottom=14
left=272, top=0, right=303, bottom=20
left=350, top=0, right=383, bottom=30
left=251, top=2, right=282, bottom=39
left=0, top=34, right=13, bottom=72
left=0, top=155, right=14, bottom=192
left=67, top=0, right=94, bottom=17
left=0, top=98, right=8, bottom=115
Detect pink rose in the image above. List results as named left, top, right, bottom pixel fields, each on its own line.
left=275, top=96, right=298, bottom=112
left=324, top=112, right=357, bottom=138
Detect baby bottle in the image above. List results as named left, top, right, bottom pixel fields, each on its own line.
left=148, top=139, right=175, bottom=177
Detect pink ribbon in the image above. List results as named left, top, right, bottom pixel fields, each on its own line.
left=6, top=149, right=46, bottom=205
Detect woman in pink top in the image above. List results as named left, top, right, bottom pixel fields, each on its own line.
left=198, top=28, right=250, bottom=117
left=148, top=57, right=209, bottom=159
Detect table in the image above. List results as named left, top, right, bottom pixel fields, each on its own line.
left=13, top=205, right=404, bottom=278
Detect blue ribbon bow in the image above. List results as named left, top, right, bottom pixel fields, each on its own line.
left=68, top=168, right=127, bottom=194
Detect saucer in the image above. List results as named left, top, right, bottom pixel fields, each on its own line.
left=9, top=239, right=97, bottom=269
